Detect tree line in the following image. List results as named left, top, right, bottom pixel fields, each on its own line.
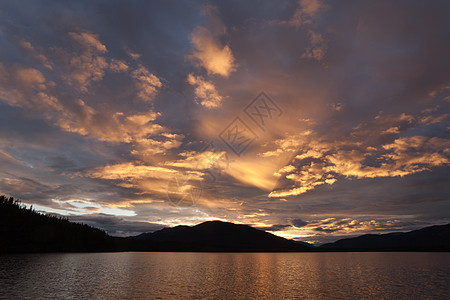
left=0, top=195, right=126, bottom=253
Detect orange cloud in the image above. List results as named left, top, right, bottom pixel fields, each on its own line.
left=1, top=32, right=170, bottom=161
left=187, top=73, right=223, bottom=108
left=86, top=162, right=206, bottom=203
left=164, top=149, right=228, bottom=171
left=66, top=32, right=110, bottom=92
left=269, top=120, right=449, bottom=198
left=301, top=30, right=327, bottom=62
left=273, top=217, right=407, bottom=242
left=190, top=27, right=235, bottom=77
left=280, top=0, right=326, bottom=27
left=130, top=65, right=162, bottom=101
left=0, top=63, right=61, bottom=111
left=88, top=162, right=177, bottom=181
left=109, top=59, right=129, bottom=73
left=276, top=0, right=328, bottom=61
left=17, top=39, right=53, bottom=70
left=69, top=32, right=108, bottom=53
left=189, top=6, right=235, bottom=77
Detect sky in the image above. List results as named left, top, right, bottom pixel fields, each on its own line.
left=0, top=0, right=449, bottom=244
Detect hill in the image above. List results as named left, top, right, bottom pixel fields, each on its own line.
left=0, top=195, right=124, bottom=253
left=0, top=195, right=312, bottom=253
left=320, top=223, right=450, bottom=251
left=130, top=221, right=314, bottom=252
left=2, top=194, right=449, bottom=253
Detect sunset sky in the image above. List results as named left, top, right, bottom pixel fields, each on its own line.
left=0, top=0, right=449, bottom=244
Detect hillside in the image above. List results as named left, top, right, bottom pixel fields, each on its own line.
left=320, top=223, right=450, bottom=251
left=2, top=195, right=449, bottom=253
left=131, top=220, right=313, bottom=252
left=0, top=195, right=123, bottom=253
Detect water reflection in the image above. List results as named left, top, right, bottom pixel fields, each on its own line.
left=1, top=252, right=449, bottom=299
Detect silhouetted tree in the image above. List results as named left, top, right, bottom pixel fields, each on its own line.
left=0, top=195, right=127, bottom=253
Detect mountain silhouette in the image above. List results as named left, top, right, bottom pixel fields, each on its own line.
left=320, top=223, right=450, bottom=251
left=130, top=221, right=313, bottom=252
left=2, top=195, right=450, bottom=253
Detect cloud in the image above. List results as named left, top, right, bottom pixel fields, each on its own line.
left=0, top=150, right=24, bottom=166
left=131, top=130, right=184, bottom=161
left=69, top=32, right=108, bottom=53
left=270, top=135, right=449, bottom=197
left=68, top=213, right=165, bottom=236
left=301, top=30, right=327, bottom=62
left=66, top=32, right=110, bottom=92
left=381, top=136, right=450, bottom=171
left=280, top=0, right=326, bottom=28
left=17, top=39, right=53, bottom=70
left=127, top=50, right=141, bottom=60
left=189, top=5, right=235, bottom=77
left=0, top=0, right=449, bottom=243
left=85, top=161, right=204, bottom=201
left=109, top=59, right=129, bottom=73
left=190, top=27, right=235, bottom=77
left=53, top=100, right=168, bottom=147
left=272, top=217, right=422, bottom=244
left=420, top=114, right=448, bottom=125
left=256, top=224, right=291, bottom=232
left=1, top=32, right=168, bottom=151
left=0, top=63, right=61, bottom=112
left=130, top=65, right=162, bottom=101
left=66, top=32, right=162, bottom=100
left=291, top=218, right=308, bottom=228
left=87, top=162, right=177, bottom=182
left=268, top=111, right=449, bottom=197
left=276, top=0, right=328, bottom=62
left=187, top=73, right=223, bottom=108
left=308, top=218, right=407, bottom=235
left=164, top=148, right=228, bottom=171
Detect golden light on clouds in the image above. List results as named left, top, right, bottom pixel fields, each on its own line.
left=269, top=134, right=449, bottom=198
left=190, top=27, right=235, bottom=77
left=187, top=73, right=223, bottom=108
left=0, top=0, right=449, bottom=242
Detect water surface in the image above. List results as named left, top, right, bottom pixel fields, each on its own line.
left=1, top=252, right=449, bottom=299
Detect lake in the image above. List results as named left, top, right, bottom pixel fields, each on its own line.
left=1, top=252, right=449, bottom=299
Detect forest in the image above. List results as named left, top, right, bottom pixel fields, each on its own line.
left=0, top=195, right=125, bottom=253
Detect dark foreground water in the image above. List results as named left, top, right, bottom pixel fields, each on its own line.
left=0, top=252, right=449, bottom=299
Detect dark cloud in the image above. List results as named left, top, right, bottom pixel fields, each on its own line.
left=291, top=218, right=308, bottom=228
left=314, top=227, right=339, bottom=233
left=0, top=0, right=449, bottom=244
left=257, top=224, right=291, bottom=232
left=68, top=213, right=165, bottom=237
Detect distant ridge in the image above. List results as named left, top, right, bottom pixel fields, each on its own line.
left=2, top=195, right=450, bottom=253
left=130, top=221, right=314, bottom=252
left=320, top=223, right=450, bottom=251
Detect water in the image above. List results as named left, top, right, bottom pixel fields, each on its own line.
left=0, top=252, right=449, bottom=299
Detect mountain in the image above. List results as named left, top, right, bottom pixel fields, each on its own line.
left=3, top=194, right=449, bottom=253
left=1, top=195, right=313, bottom=252
left=130, top=221, right=314, bottom=252
left=320, top=223, right=450, bottom=251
